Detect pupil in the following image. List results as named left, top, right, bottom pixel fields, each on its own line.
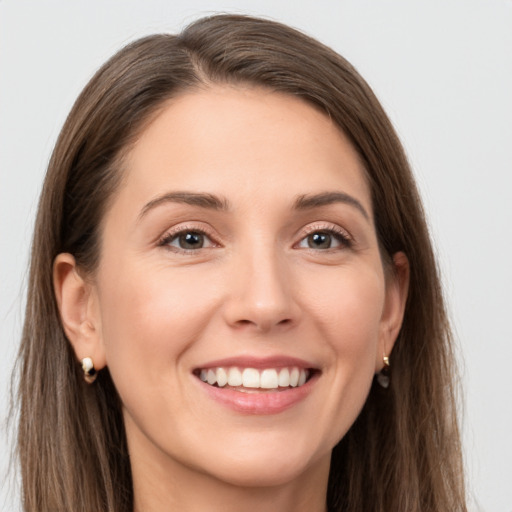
left=180, top=232, right=203, bottom=249
left=309, top=232, right=331, bottom=249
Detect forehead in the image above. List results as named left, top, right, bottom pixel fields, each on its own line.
left=118, top=86, right=371, bottom=215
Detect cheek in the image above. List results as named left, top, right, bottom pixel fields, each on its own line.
left=335, top=288, right=383, bottom=359
left=335, top=271, right=385, bottom=382
left=95, top=262, right=219, bottom=389
left=303, top=267, right=385, bottom=439
left=308, top=265, right=385, bottom=353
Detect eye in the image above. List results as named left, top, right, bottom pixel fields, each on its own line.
left=159, top=229, right=216, bottom=251
left=297, top=227, right=351, bottom=250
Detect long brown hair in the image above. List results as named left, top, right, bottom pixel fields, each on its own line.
left=15, top=14, right=466, bottom=511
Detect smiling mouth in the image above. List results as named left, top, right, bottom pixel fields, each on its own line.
left=194, top=366, right=314, bottom=392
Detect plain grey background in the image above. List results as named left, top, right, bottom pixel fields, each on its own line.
left=1, top=1, right=511, bottom=511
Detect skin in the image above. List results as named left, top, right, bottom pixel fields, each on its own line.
left=54, top=86, right=409, bottom=512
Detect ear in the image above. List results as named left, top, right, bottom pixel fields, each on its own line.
left=53, top=253, right=106, bottom=371
left=376, top=251, right=410, bottom=372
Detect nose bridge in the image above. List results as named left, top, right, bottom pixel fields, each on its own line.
left=224, top=234, right=296, bottom=331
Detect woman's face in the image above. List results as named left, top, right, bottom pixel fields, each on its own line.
left=82, top=87, right=407, bottom=488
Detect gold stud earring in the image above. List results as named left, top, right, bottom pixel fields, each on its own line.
left=81, top=357, right=97, bottom=384
left=376, top=354, right=391, bottom=388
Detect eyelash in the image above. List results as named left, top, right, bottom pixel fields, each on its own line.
left=157, top=223, right=353, bottom=253
left=297, top=223, right=353, bottom=251
left=157, top=225, right=218, bottom=254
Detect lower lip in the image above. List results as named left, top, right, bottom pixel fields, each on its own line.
left=195, top=373, right=319, bottom=415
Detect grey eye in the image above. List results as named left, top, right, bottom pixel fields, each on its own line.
left=171, top=232, right=205, bottom=250
left=298, top=231, right=345, bottom=250
left=307, top=232, right=332, bottom=249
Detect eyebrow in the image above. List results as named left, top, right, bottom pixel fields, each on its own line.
left=293, top=191, right=370, bottom=220
left=138, top=190, right=369, bottom=221
left=138, top=191, right=230, bottom=221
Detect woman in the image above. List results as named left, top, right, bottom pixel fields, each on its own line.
left=16, top=14, right=466, bottom=512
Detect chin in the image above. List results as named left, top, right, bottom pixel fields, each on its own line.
left=207, top=460, right=313, bottom=489
left=194, top=439, right=329, bottom=489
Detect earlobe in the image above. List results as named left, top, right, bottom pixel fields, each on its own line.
left=376, top=251, right=410, bottom=372
left=53, top=253, right=106, bottom=371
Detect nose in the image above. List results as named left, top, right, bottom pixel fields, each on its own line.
left=222, top=242, right=299, bottom=333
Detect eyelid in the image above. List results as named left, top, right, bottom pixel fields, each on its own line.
left=157, top=223, right=220, bottom=251
left=294, top=222, right=353, bottom=249
left=301, top=222, right=351, bottom=238
left=156, top=221, right=353, bottom=252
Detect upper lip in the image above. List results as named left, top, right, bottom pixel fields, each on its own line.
left=194, top=355, right=320, bottom=371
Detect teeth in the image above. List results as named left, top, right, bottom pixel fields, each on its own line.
left=207, top=369, right=217, bottom=385
left=198, top=366, right=310, bottom=390
left=227, top=367, right=242, bottom=386
left=278, top=368, right=290, bottom=387
left=289, top=367, right=299, bottom=387
left=242, top=368, right=260, bottom=388
left=260, top=369, right=278, bottom=389
left=216, top=367, right=228, bottom=387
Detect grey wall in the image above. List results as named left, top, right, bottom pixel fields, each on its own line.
left=1, top=1, right=511, bottom=510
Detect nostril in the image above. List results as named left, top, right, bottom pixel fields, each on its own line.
left=231, top=317, right=293, bottom=332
